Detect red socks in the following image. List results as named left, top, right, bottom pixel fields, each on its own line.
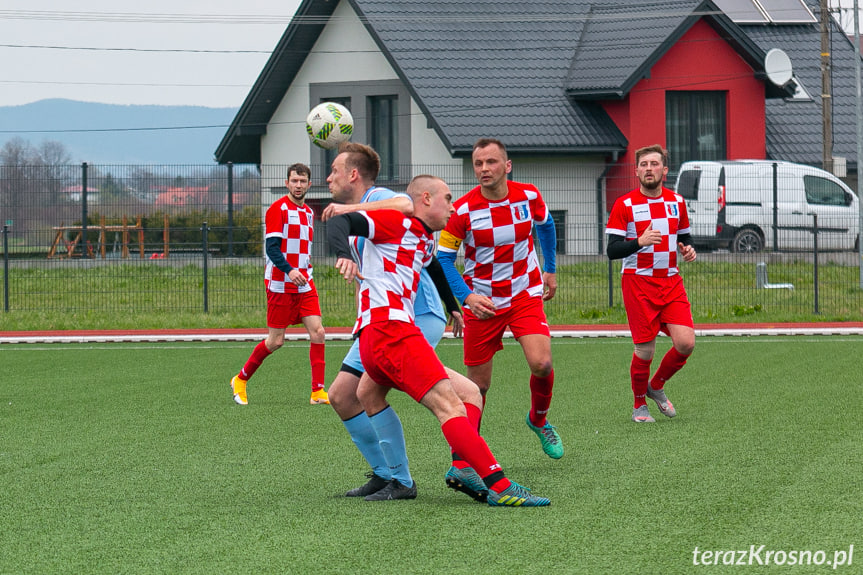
left=451, top=402, right=483, bottom=468
left=240, top=340, right=326, bottom=391
left=631, top=348, right=690, bottom=407
left=240, top=341, right=273, bottom=380
left=441, top=416, right=508, bottom=491
left=310, top=342, right=326, bottom=392
left=630, top=354, right=651, bottom=408
left=528, top=370, right=554, bottom=427
left=650, top=347, right=689, bottom=390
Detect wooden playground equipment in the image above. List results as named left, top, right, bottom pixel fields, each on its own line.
left=47, top=215, right=172, bottom=259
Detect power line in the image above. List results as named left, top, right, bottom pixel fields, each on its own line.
left=0, top=43, right=272, bottom=54
left=0, top=79, right=251, bottom=88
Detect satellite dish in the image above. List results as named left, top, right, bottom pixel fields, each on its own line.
left=764, top=48, right=793, bottom=86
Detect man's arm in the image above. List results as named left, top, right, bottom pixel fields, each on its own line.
left=265, top=237, right=308, bottom=287
left=322, top=196, right=414, bottom=221
left=535, top=217, right=558, bottom=301
left=606, top=234, right=640, bottom=260
left=426, top=256, right=461, bottom=316
left=535, top=217, right=557, bottom=274
left=607, top=223, right=664, bottom=260
left=326, top=212, right=370, bottom=282
left=436, top=249, right=471, bottom=305
left=677, top=232, right=697, bottom=262
left=265, top=237, right=294, bottom=274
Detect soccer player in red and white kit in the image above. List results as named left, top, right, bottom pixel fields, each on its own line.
left=438, top=138, right=563, bottom=460
left=230, top=163, right=327, bottom=406
left=327, top=174, right=550, bottom=506
left=605, top=145, right=696, bottom=423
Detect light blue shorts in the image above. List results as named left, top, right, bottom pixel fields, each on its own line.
left=340, top=312, right=447, bottom=374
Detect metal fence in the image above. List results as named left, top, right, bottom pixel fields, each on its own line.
left=2, top=162, right=862, bottom=323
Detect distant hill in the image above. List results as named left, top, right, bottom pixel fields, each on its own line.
left=0, top=99, right=238, bottom=165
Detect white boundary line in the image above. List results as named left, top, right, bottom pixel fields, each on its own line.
left=2, top=326, right=863, bottom=344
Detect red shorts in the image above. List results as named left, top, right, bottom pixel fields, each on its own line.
left=621, top=274, right=693, bottom=344
left=463, top=292, right=550, bottom=366
left=266, top=283, right=321, bottom=329
left=359, top=321, right=449, bottom=402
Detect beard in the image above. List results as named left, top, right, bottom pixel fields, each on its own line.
left=639, top=175, right=662, bottom=191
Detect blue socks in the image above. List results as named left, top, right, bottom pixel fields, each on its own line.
left=342, top=412, right=390, bottom=480
left=368, top=406, right=413, bottom=488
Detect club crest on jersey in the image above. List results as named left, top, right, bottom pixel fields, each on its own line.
left=512, top=203, right=530, bottom=222
left=666, top=203, right=679, bottom=218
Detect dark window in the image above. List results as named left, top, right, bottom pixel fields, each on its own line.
left=550, top=210, right=566, bottom=254
left=533, top=210, right=567, bottom=256
left=666, top=92, right=726, bottom=174
left=369, top=95, right=398, bottom=182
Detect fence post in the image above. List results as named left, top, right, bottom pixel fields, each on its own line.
left=81, top=162, right=89, bottom=258
left=3, top=224, right=9, bottom=312
left=607, top=258, right=614, bottom=308
left=772, top=162, right=778, bottom=251
left=227, top=162, right=234, bottom=257
left=813, top=213, right=819, bottom=314
left=201, top=221, right=209, bottom=313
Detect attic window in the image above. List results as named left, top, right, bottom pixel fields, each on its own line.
left=712, top=0, right=816, bottom=24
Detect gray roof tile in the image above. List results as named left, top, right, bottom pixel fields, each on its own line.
left=217, top=0, right=861, bottom=169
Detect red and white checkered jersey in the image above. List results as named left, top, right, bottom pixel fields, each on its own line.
left=353, top=210, right=435, bottom=333
left=605, top=187, right=691, bottom=277
left=264, top=196, right=315, bottom=293
left=438, top=180, right=548, bottom=309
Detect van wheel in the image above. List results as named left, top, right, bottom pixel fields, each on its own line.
left=731, top=229, right=763, bottom=253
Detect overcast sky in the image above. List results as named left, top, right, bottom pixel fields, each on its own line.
left=0, top=0, right=302, bottom=109
left=1, top=1, right=862, bottom=110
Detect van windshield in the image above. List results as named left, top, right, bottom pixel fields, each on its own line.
left=676, top=169, right=701, bottom=200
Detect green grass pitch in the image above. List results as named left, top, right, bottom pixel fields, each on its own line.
left=1, top=336, right=860, bottom=574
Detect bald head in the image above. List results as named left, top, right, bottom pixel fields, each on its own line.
left=406, top=174, right=453, bottom=231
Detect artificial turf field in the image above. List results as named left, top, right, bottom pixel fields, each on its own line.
left=1, top=336, right=860, bottom=574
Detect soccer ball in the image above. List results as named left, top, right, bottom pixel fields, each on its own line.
left=305, top=102, right=354, bottom=149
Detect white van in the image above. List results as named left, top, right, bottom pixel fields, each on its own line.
left=674, top=160, right=860, bottom=252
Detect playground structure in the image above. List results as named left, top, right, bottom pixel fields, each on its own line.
left=47, top=215, right=173, bottom=259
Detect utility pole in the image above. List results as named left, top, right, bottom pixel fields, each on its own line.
left=821, top=0, right=834, bottom=174
left=855, top=0, right=863, bottom=288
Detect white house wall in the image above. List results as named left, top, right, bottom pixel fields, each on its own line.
left=260, top=0, right=394, bottom=191
left=260, top=0, right=457, bottom=192
left=410, top=98, right=461, bottom=171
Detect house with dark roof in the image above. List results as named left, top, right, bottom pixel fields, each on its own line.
left=216, top=0, right=861, bottom=255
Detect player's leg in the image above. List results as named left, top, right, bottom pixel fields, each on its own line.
left=646, top=324, right=693, bottom=418
left=622, top=275, right=660, bottom=422
left=231, top=325, right=285, bottom=406
left=509, top=295, right=563, bottom=458
left=465, top=361, right=494, bottom=397
left=301, top=313, right=328, bottom=404
left=442, top=366, right=489, bottom=501
left=330, top=342, right=391, bottom=496
left=647, top=280, right=694, bottom=418
left=462, top=308, right=507, bottom=398
left=420, top=380, right=550, bottom=507
left=357, top=375, right=416, bottom=500
left=519, top=333, right=564, bottom=458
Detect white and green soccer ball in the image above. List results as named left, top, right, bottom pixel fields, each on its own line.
left=305, top=102, right=354, bottom=149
